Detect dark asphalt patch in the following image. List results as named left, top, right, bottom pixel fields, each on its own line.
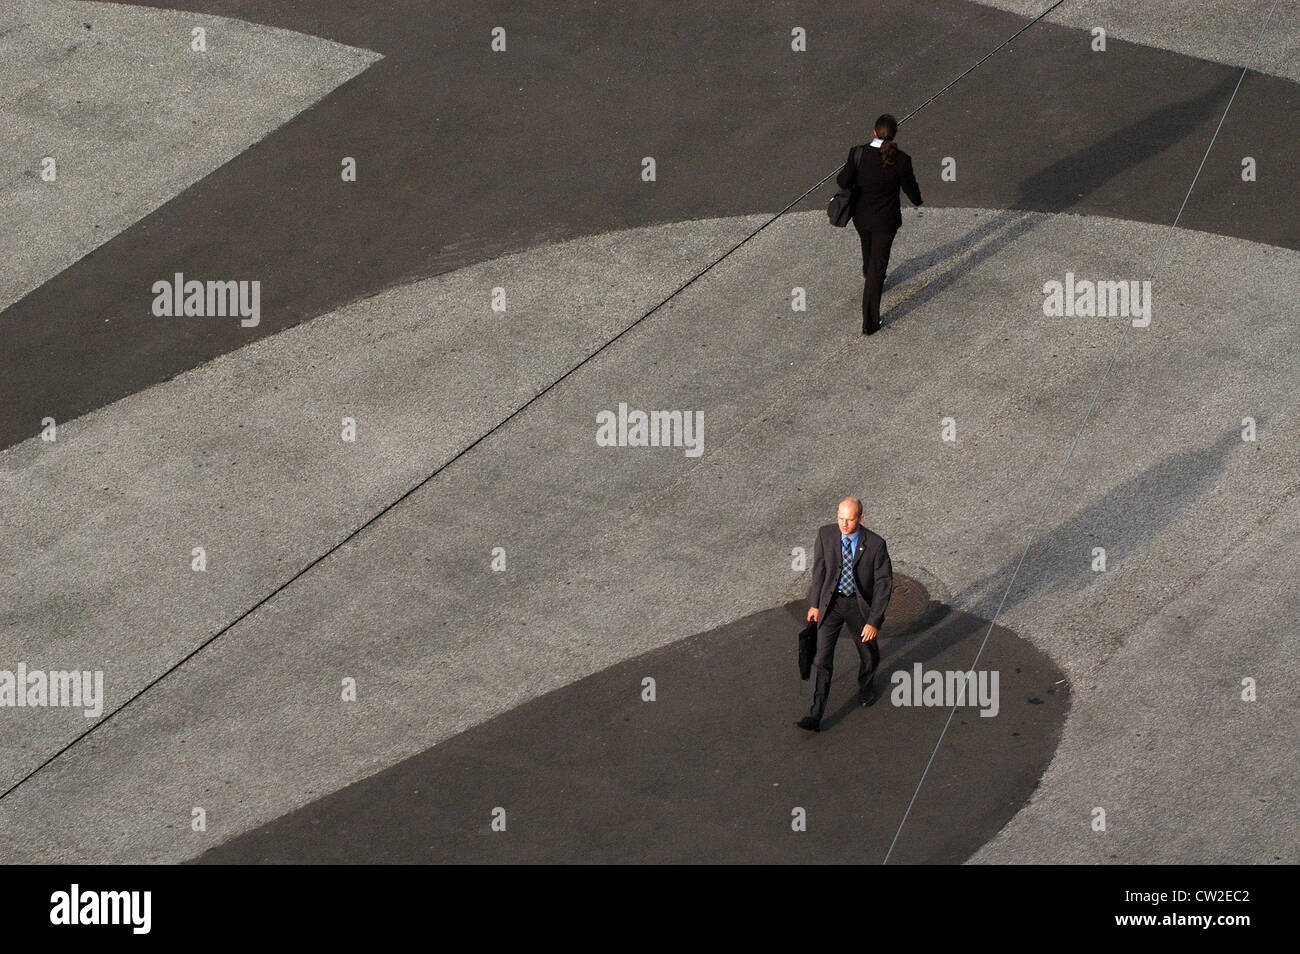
left=4, top=0, right=1296, bottom=449
left=195, top=575, right=1069, bottom=863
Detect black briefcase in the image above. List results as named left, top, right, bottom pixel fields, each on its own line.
left=826, top=144, right=862, bottom=227
left=798, top=618, right=818, bottom=680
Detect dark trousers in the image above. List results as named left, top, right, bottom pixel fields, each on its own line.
left=855, top=220, right=898, bottom=332
left=805, top=592, right=880, bottom=720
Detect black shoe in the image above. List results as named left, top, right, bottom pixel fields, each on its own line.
left=859, top=685, right=878, bottom=707
left=862, top=323, right=880, bottom=336
left=795, top=717, right=821, bottom=732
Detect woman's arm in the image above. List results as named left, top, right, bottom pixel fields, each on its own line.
left=902, top=155, right=923, bottom=207
left=836, top=147, right=858, bottom=190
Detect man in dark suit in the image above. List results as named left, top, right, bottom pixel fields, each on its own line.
left=836, top=113, right=923, bottom=334
left=796, top=497, right=893, bottom=732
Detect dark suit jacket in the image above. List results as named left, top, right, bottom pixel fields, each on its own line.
left=809, top=523, right=893, bottom=630
left=836, top=142, right=922, bottom=231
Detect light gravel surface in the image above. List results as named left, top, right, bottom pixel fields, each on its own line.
left=0, top=0, right=379, bottom=311
left=974, top=0, right=1300, bottom=82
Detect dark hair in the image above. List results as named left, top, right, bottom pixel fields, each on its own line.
left=874, top=113, right=899, bottom=167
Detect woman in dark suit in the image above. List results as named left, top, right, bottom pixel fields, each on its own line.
left=836, top=114, right=923, bottom=334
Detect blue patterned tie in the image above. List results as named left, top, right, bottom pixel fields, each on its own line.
left=838, top=535, right=856, bottom=596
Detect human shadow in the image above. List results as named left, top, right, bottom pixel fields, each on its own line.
left=881, top=209, right=1038, bottom=328
left=958, top=425, right=1250, bottom=622
left=814, top=426, right=1247, bottom=731
left=874, top=73, right=1239, bottom=329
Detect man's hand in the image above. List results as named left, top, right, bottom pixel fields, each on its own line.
left=807, top=607, right=819, bottom=623
left=861, top=624, right=879, bottom=643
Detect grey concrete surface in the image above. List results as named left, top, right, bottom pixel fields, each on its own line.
left=0, top=0, right=380, bottom=311
left=1, top=208, right=1294, bottom=862
left=975, top=0, right=1300, bottom=82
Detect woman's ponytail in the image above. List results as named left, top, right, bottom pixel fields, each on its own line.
left=874, top=113, right=899, bottom=167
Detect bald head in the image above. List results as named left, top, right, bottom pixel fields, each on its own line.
left=836, top=497, right=863, bottom=534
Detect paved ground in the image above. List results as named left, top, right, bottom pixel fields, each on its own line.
left=4, top=0, right=1297, bottom=452
left=0, top=0, right=379, bottom=312
left=0, top=0, right=1295, bottom=864
left=975, top=0, right=1300, bottom=82
left=197, top=585, right=1068, bottom=864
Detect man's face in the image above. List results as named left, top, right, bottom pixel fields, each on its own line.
left=837, top=503, right=862, bottom=535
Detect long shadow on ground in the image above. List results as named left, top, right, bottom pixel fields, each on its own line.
left=197, top=574, right=1068, bottom=863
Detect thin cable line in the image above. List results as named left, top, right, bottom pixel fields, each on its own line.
left=899, top=0, right=1066, bottom=126
left=881, top=0, right=1280, bottom=865
left=0, top=0, right=1071, bottom=803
